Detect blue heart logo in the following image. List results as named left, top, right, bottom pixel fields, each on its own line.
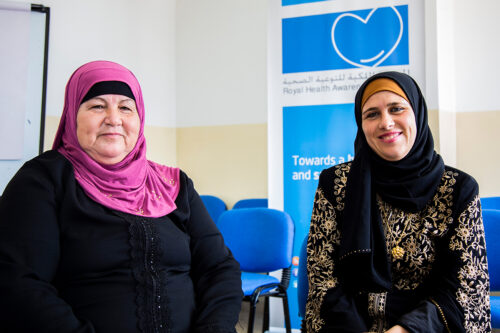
left=331, top=6, right=403, bottom=68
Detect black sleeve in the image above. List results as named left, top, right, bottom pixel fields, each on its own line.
left=305, top=167, right=369, bottom=333
left=0, top=156, right=95, bottom=332
left=396, top=301, right=444, bottom=332
left=396, top=195, right=491, bottom=332
left=182, top=174, right=242, bottom=333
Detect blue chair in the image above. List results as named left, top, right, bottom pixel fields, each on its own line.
left=232, top=198, right=270, bottom=327
left=218, top=208, right=294, bottom=333
left=481, top=197, right=500, bottom=210
left=233, top=198, right=268, bottom=209
left=200, top=195, right=227, bottom=224
left=297, top=235, right=309, bottom=332
left=482, top=209, right=500, bottom=328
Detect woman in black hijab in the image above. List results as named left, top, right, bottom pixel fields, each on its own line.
left=305, top=71, right=490, bottom=333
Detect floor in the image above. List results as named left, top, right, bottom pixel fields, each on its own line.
left=236, top=300, right=266, bottom=333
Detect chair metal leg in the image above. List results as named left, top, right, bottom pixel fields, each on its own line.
left=263, top=297, right=269, bottom=332
left=282, top=294, right=292, bottom=333
left=248, top=299, right=257, bottom=333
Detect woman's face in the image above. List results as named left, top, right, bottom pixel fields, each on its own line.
left=361, top=90, right=417, bottom=161
left=76, top=94, right=140, bottom=165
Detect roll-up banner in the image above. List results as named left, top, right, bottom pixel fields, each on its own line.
left=268, top=0, right=425, bottom=330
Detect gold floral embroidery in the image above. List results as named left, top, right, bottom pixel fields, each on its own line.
left=305, top=163, right=349, bottom=333
left=377, top=170, right=457, bottom=290
left=333, top=163, right=350, bottom=210
left=306, top=166, right=491, bottom=332
left=449, top=196, right=491, bottom=332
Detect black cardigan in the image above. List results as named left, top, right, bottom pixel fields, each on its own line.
left=0, top=150, right=242, bottom=333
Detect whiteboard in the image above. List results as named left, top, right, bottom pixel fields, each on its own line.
left=0, top=4, right=49, bottom=194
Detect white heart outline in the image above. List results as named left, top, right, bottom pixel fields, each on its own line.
left=331, top=6, right=403, bottom=68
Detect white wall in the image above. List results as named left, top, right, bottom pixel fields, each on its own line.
left=453, top=0, right=500, bottom=112
left=176, top=0, right=268, bottom=127
left=10, top=0, right=177, bottom=128
left=12, top=0, right=270, bottom=132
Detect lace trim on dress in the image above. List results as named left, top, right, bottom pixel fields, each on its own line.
left=116, top=211, right=169, bottom=333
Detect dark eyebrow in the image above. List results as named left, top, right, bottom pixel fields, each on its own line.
left=362, top=102, right=406, bottom=115
left=362, top=107, right=378, bottom=115
left=387, top=102, right=402, bottom=107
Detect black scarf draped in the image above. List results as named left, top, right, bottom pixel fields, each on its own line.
left=338, top=71, right=444, bottom=292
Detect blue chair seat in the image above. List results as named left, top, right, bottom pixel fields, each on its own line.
left=241, top=272, right=280, bottom=296
left=491, top=296, right=500, bottom=328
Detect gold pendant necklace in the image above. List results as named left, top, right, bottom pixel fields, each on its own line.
left=391, top=245, right=405, bottom=260
left=383, top=209, right=409, bottom=261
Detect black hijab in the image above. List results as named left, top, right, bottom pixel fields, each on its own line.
left=338, top=71, right=444, bottom=292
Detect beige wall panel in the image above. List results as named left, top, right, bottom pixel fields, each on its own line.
left=143, top=126, right=177, bottom=167
left=177, top=124, right=268, bottom=208
left=456, top=110, right=500, bottom=197
left=428, top=108, right=439, bottom=153
left=43, top=115, right=176, bottom=166
left=44, top=115, right=60, bottom=151
left=438, top=110, right=457, bottom=166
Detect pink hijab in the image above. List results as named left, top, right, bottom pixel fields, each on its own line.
left=53, top=60, right=180, bottom=217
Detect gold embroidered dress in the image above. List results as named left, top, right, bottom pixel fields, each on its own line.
left=305, top=163, right=491, bottom=333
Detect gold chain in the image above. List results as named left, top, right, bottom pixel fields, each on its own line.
left=381, top=207, right=409, bottom=261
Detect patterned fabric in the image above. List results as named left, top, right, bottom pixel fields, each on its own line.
left=306, top=165, right=346, bottom=333
left=450, top=197, right=491, bottom=332
left=305, top=162, right=491, bottom=333
left=368, top=292, right=387, bottom=333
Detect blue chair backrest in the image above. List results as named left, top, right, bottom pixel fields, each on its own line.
left=218, top=208, right=294, bottom=272
left=233, top=198, right=268, bottom=209
left=481, top=197, right=500, bottom=210
left=297, top=235, right=309, bottom=318
left=482, top=209, right=500, bottom=291
left=200, top=195, right=227, bottom=224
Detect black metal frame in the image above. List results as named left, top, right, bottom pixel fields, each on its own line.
left=244, top=267, right=292, bottom=333
left=30, top=4, right=50, bottom=154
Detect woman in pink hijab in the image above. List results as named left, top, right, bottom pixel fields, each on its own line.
left=0, top=61, right=242, bottom=333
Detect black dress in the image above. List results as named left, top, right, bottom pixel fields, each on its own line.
left=0, top=150, right=242, bottom=333
left=305, top=162, right=491, bottom=333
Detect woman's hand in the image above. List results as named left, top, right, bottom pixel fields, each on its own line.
left=385, top=325, right=409, bottom=333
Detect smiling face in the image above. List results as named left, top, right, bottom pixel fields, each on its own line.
left=76, top=94, right=140, bottom=165
left=361, top=90, right=417, bottom=161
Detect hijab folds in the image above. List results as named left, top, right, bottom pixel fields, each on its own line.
left=53, top=60, right=180, bottom=218
left=338, top=71, right=444, bottom=292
